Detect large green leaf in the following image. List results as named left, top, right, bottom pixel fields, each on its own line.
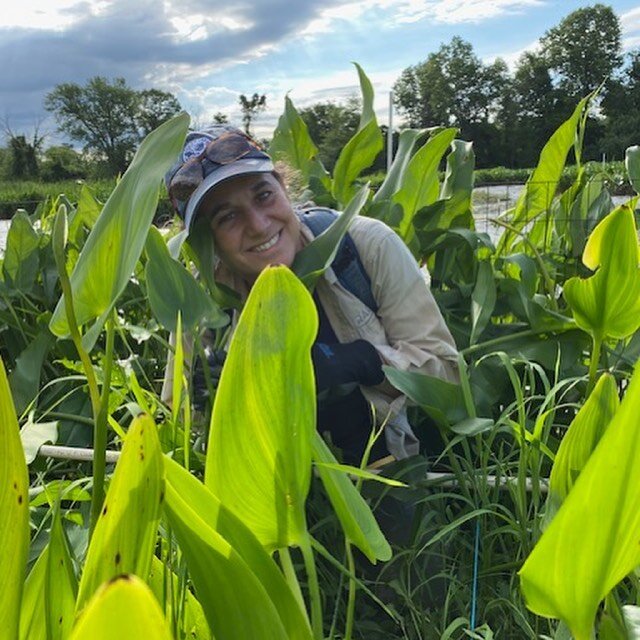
left=145, top=226, right=228, bottom=332
left=269, top=95, right=329, bottom=190
left=564, top=201, right=640, bottom=341
left=549, top=372, right=619, bottom=504
left=70, top=575, right=173, bottom=640
left=384, top=366, right=467, bottom=429
left=49, top=112, right=190, bottom=346
left=519, top=363, right=640, bottom=640
left=392, top=128, right=458, bottom=242
left=9, top=330, right=54, bottom=415
left=45, top=506, right=78, bottom=640
left=76, top=414, right=164, bottom=610
left=2, top=210, right=40, bottom=292
left=469, top=260, right=496, bottom=346
left=19, top=548, right=48, bottom=640
left=205, top=266, right=317, bottom=551
left=291, top=183, right=369, bottom=289
left=312, top=433, right=391, bottom=563
left=372, top=128, right=424, bottom=203
left=332, top=64, right=383, bottom=206
left=164, top=458, right=312, bottom=640
left=0, top=357, right=30, bottom=640
left=20, top=417, right=58, bottom=464
left=498, top=97, right=589, bottom=254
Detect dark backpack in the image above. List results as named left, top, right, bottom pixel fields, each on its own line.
left=298, top=207, right=378, bottom=314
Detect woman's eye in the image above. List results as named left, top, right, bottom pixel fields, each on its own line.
left=216, top=211, right=236, bottom=226
left=257, top=190, right=273, bottom=202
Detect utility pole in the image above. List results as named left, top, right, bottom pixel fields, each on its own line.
left=387, top=90, right=394, bottom=171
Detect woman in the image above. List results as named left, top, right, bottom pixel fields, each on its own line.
left=164, top=124, right=460, bottom=467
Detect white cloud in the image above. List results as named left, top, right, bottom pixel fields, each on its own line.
left=0, top=0, right=85, bottom=29
left=392, top=0, right=546, bottom=24
left=621, top=7, right=640, bottom=51
left=300, top=0, right=545, bottom=34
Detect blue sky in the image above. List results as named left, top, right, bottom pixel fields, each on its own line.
left=2, top=0, right=640, bottom=142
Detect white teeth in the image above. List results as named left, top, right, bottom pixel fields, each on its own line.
left=252, top=232, right=279, bottom=253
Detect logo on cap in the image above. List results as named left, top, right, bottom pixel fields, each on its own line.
left=182, top=136, right=210, bottom=162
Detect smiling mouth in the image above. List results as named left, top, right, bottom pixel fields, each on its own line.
left=251, top=231, right=281, bottom=253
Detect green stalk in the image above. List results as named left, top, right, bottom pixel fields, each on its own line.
left=52, top=207, right=104, bottom=535
left=461, top=329, right=546, bottom=358
left=587, top=335, right=602, bottom=398
left=299, top=536, right=323, bottom=640
left=278, top=547, right=310, bottom=625
left=89, top=312, right=115, bottom=536
left=343, top=541, right=357, bottom=640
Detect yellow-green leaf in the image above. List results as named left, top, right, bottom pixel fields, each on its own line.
left=332, top=64, right=383, bottom=206
left=76, top=414, right=164, bottom=610
left=19, top=548, right=48, bottom=640
left=498, top=97, right=589, bottom=254
left=70, top=575, right=172, bottom=640
left=0, top=356, right=30, bottom=639
left=164, top=458, right=312, bottom=640
left=49, top=112, right=190, bottom=346
left=205, top=266, right=317, bottom=551
left=519, top=363, right=640, bottom=640
left=392, top=128, right=458, bottom=242
left=564, top=202, right=640, bottom=341
left=45, top=506, right=78, bottom=640
left=312, top=433, right=391, bottom=563
left=549, top=372, right=619, bottom=503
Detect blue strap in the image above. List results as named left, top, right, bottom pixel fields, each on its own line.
left=299, top=208, right=378, bottom=314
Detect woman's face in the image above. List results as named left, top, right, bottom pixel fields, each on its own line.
left=200, top=173, right=302, bottom=282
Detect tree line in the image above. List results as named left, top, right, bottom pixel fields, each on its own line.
left=1, top=3, right=636, bottom=181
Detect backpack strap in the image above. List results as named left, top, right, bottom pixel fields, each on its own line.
left=298, top=207, right=378, bottom=314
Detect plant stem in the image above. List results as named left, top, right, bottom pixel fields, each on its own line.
left=461, top=327, right=569, bottom=358
left=344, top=541, right=356, bottom=640
left=587, top=336, right=602, bottom=397
left=278, top=547, right=310, bottom=626
left=300, top=537, right=323, bottom=640
left=89, top=312, right=115, bottom=536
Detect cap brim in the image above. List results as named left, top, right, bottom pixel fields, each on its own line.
left=184, top=158, right=275, bottom=231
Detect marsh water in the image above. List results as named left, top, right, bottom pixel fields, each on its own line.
left=0, top=184, right=630, bottom=252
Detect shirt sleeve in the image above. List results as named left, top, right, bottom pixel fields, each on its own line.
left=352, top=218, right=460, bottom=384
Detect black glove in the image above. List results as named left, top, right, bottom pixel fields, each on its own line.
left=191, top=348, right=227, bottom=412
left=311, top=340, right=384, bottom=393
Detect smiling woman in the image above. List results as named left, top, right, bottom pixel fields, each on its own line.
left=163, top=123, right=460, bottom=468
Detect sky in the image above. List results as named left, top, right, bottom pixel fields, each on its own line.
left=2, top=0, right=640, bottom=144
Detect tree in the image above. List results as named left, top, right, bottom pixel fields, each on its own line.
left=212, top=112, right=229, bottom=124
left=601, top=49, right=640, bottom=160
left=298, top=99, right=361, bottom=171
left=1, top=122, right=44, bottom=180
left=238, top=93, right=267, bottom=136
left=45, top=77, right=181, bottom=176
left=40, top=144, right=87, bottom=181
left=393, top=37, right=509, bottom=166
left=135, top=89, right=182, bottom=137
left=505, top=52, right=565, bottom=167
left=540, top=4, right=621, bottom=100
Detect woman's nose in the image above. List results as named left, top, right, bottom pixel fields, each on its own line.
left=244, top=207, right=270, bottom=234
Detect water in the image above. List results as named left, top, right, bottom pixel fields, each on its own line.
left=0, top=186, right=632, bottom=253
left=0, top=219, right=8, bottom=254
